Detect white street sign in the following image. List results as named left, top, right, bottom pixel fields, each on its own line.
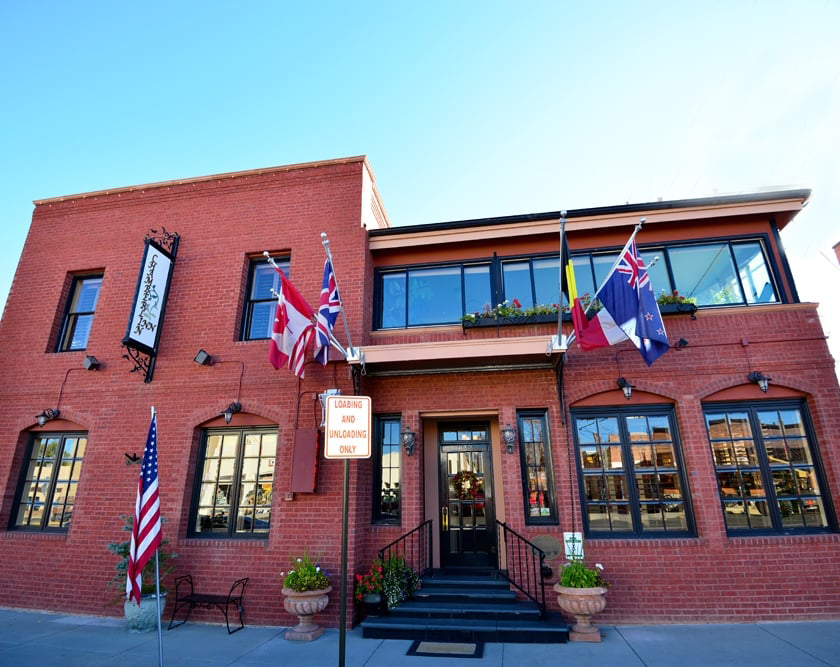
left=324, top=395, right=372, bottom=459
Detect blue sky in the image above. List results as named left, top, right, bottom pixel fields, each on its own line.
left=2, top=1, right=839, bottom=370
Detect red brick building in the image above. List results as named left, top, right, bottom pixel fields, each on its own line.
left=0, top=156, right=837, bottom=630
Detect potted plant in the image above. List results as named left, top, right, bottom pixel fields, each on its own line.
left=281, top=554, right=332, bottom=641
left=355, top=559, right=385, bottom=617
left=381, top=554, right=420, bottom=610
left=106, top=514, right=177, bottom=633
left=553, top=559, right=608, bottom=642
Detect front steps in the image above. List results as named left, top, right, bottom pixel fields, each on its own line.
left=360, top=569, right=568, bottom=644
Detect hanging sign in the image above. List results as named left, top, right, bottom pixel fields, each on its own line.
left=324, top=395, right=372, bottom=459
left=564, top=532, right=584, bottom=560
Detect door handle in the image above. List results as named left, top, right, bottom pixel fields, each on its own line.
left=441, top=506, right=449, bottom=531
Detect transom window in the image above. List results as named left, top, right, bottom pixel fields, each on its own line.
left=241, top=256, right=290, bottom=340
left=372, top=417, right=402, bottom=524
left=13, top=432, right=87, bottom=532
left=572, top=406, right=693, bottom=537
left=58, top=275, right=102, bottom=351
left=517, top=410, right=557, bottom=524
left=704, top=401, right=832, bottom=534
left=190, top=427, right=277, bottom=538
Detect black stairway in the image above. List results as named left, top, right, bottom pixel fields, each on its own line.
left=360, top=568, right=568, bottom=644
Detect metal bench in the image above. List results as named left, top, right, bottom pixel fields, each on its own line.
left=167, top=575, right=248, bottom=634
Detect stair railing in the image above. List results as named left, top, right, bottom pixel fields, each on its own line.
left=378, top=519, right=433, bottom=577
left=495, top=520, right=548, bottom=618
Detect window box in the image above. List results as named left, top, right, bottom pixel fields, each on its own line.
left=462, top=313, right=569, bottom=330
left=658, top=302, right=698, bottom=317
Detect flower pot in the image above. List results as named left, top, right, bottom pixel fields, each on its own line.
left=554, top=584, right=607, bottom=642
left=362, top=592, right=385, bottom=617
left=124, top=593, right=167, bottom=633
left=282, top=586, right=332, bottom=641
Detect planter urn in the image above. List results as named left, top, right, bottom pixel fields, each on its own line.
left=124, top=593, right=167, bottom=633
left=282, top=586, right=332, bottom=641
left=554, top=584, right=607, bottom=642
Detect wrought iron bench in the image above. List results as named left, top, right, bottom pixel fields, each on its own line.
left=167, top=575, right=248, bottom=634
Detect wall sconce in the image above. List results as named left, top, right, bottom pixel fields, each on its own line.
left=194, top=349, right=213, bottom=366
left=36, top=409, right=61, bottom=427
left=402, top=428, right=416, bottom=457
left=221, top=402, right=241, bottom=424
left=749, top=371, right=771, bottom=393
left=84, top=355, right=100, bottom=370
left=617, top=377, right=634, bottom=400
left=318, top=388, right=340, bottom=427
left=501, top=423, right=517, bottom=454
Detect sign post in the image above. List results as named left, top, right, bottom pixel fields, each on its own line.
left=324, top=395, right=371, bottom=667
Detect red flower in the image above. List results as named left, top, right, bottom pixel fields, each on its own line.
left=512, top=298, right=522, bottom=308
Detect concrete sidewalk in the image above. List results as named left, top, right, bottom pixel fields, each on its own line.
left=0, top=607, right=837, bottom=666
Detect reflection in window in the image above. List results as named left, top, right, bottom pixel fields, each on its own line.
left=573, top=408, right=693, bottom=537
left=518, top=411, right=557, bottom=524
left=704, top=402, right=830, bottom=533
left=58, top=275, right=102, bottom=351
left=191, top=428, right=277, bottom=537
left=373, top=417, right=401, bottom=523
left=14, top=433, right=87, bottom=531
left=242, top=257, right=290, bottom=340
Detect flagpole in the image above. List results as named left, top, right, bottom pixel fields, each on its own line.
left=151, top=405, right=163, bottom=667
left=320, top=233, right=357, bottom=358
left=581, top=217, right=646, bottom=317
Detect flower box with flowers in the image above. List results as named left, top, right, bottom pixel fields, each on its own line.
left=354, top=560, right=385, bottom=617
left=462, top=299, right=571, bottom=330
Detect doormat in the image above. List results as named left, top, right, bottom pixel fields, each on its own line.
left=406, top=640, right=484, bottom=659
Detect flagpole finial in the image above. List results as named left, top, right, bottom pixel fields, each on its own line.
left=263, top=250, right=271, bottom=259
left=320, top=232, right=327, bottom=241
left=560, top=210, right=567, bottom=219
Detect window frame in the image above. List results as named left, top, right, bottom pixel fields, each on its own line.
left=240, top=256, right=290, bottom=341
left=10, top=431, right=87, bottom=533
left=372, top=415, right=402, bottom=525
left=516, top=410, right=558, bottom=525
left=56, top=274, right=103, bottom=352
left=571, top=404, right=695, bottom=539
left=703, top=399, right=835, bottom=536
left=188, top=426, right=278, bottom=539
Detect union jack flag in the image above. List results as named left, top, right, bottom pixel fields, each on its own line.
left=616, top=240, right=650, bottom=289
left=126, top=410, right=162, bottom=605
left=314, top=258, right=341, bottom=365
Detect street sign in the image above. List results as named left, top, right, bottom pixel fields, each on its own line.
left=324, top=395, right=372, bottom=459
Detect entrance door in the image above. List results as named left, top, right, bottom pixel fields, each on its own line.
left=439, top=424, right=496, bottom=568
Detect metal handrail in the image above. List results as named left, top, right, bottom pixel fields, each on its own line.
left=495, top=520, right=547, bottom=618
left=377, top=519, right=433, bottom=577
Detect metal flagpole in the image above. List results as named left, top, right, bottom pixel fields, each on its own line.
left=151, top=405, right=163, bottom=667
left=320, top=233, right=358, bottom=359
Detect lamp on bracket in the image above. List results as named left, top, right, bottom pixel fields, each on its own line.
left=749, top=371, right=771, bottom=393
left=617, top=377, right=634, bottom=400
left=84, top=355, right=100, bottom=370
left=501, top=423, right=517, bottom=454
left=36, top=409, right=61, bottom=427
left=194, top=349, right=213, bottom=366
left=401, top=427, right=416, bottom=457
left=221, top=402, right=242, bottom=424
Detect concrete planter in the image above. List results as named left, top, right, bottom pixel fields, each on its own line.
left=124, top=593, right=167, bottom=633
left=282, top=586, right=332, bottom=641
left=554, top=584, right=607, bottom=642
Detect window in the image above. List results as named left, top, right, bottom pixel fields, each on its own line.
left=517, top=410, right=557, bottom=524
left=12, top=433, right=86, bottom=531
left=372, top=417, right=401, bottom=523
left=57, top=275, right=102, bottom=351
left=572, top=406, right=693, bottom=537
left=190, top=428, right=277, bottom=538
left=572, top=238, right=779, bottom=307
left=241, top=257, right=290, bottom=340
left=704, top=401, right=832, bottom=534
left=501, top=257, right=561, bottom=311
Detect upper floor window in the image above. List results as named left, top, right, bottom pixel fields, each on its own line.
left=12, top=432, right=87, bottom=532
left=372, top=416, right=402, bottom=523
left=704, top=401, right=832, bottom=534
left=572, top=406, right=694, bottom=538
left=189, top=427, right=277, bottom=538
left=573, top=238, right=779, bottom=307
left=242, top=257, right=290, bottom=340
left=57, top=275, right=102, bottom=351
left=517, top=410, right=557, bottom=524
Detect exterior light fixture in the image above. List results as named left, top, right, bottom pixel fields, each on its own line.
left=36, top=409, right=61, bottom=427
left=749, top=371, right=771, bottom=393
left=221, top=402, right=242, bottom=424
left=501, top=423, right=517, bottom=454
left=402, top=427, right=416, bottom=457
left=318, top=388, right=340, bottom=427
left=84, top=355, right=100, bottom=370
left=617, top=377, right=634, bottom=400
left=194, top=349, right=213, bottom=366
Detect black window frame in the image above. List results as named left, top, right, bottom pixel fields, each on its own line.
left=372, top=415, right=402, bottom=524
left=703, top=399, right=835, bottom=536
left=56, top=274, right=103, bottom=352
left=188, top=426, right=278, bottom=539
left=10, top=431, right=87, bottom=533
left=516, top=410, right=558, bottom=525
left=571, top=404, right=695, bottom=539
left=240, top=255, right=290, bottom=341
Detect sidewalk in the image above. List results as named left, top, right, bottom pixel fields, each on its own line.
left=0, top=607, right=837, bottom=666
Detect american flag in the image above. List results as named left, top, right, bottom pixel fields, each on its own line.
left=314, top=258, right=341, bottom=365
left=126, top=409, right=162, bottom=605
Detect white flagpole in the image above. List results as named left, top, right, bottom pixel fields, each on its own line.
left=320, top=233, right=359, bottom=361
left=581, top=217, right=646, bottom=317
left=150, top=405, right=163, bottom=667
